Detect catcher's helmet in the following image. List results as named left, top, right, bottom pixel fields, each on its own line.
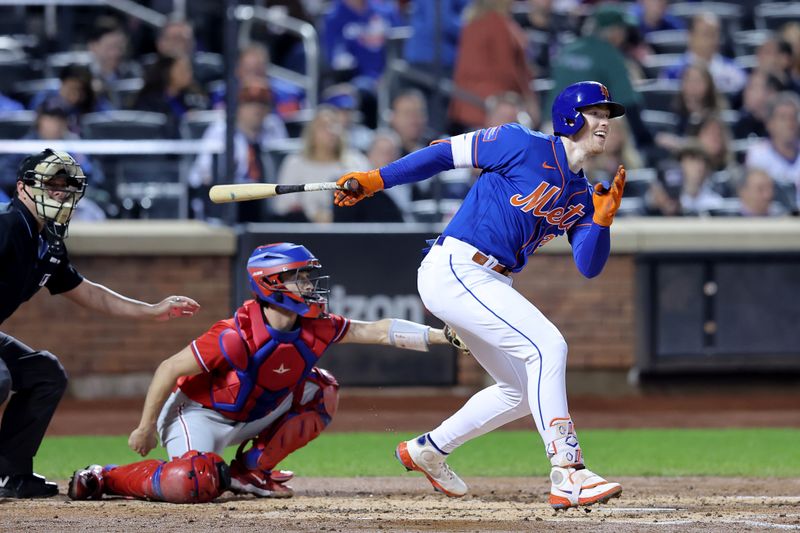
left=247, top=242, right=329, bottom=318
left=17, top=148, right=86, bottom=225
left=551, top=81, right=626, bottom=136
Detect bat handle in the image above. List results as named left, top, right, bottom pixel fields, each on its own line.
left=342, top=178, right=360, bottom=192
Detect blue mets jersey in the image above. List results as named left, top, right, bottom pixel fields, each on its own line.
left=442, top=124, right=595, bottom=272
left=381, top=123, right=606, bottom=275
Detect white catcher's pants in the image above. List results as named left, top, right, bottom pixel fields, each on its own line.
left=420, top=237, right=569, bottom=453
left=157, top=382, right=321, bottom=459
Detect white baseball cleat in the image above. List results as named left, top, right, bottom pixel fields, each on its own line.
left=229, top=460, right=294, bottom=498
left=395, top=434, right=468, bottom=497
left=549, top=465, right=622, bottom=509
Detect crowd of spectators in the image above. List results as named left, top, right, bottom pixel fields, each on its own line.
left=0, top=0, right=798, bottom=222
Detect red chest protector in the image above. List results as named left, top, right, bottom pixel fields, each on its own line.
left=207, top=300, right=335, bottom=422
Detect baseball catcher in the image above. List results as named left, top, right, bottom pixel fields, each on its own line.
left=68, top=242, right=466, bottom=503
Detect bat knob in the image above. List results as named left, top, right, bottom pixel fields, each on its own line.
left=343, top=178, right=360, bottom=192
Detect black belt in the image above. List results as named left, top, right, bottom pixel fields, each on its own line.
left=434, top=236, right=510, bottom=276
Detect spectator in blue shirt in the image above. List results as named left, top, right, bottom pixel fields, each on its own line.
left=323, top=0, right=404, bottom=128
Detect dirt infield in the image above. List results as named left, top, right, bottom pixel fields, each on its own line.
left=0, top=390, right=791, bottom=531
left=2, top=476, right=799, bottom=532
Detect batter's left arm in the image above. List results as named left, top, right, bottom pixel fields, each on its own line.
left=568, top=223, right=611, bottom=278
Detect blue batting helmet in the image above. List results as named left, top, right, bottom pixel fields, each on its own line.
left=551, top=81, right=626, bottom=136
left=247, top=242, right=329, bottom=318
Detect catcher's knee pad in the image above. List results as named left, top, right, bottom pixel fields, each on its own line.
left=242, top=367, right=339, bottom=472
left=544, top=417, right=583, bottom=468
left=157, top=450, right=230, bottom=503
left=0, top=358, right=11, bottom=405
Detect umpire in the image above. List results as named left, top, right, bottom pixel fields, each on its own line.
left=0, top=149, right=201, bottom=498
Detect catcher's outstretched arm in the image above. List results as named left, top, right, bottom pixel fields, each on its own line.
left=339, top=319, right=467, bottom=352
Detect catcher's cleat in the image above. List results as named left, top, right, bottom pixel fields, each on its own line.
left=67, top=465, right=105, bottom=500
left=395, top=434, right=468, bottom=497
left=548, top=465, right=621, bottom=510
left=0, top=473, right=59, bottom=498
left=229, top=459, right=294, bottom=498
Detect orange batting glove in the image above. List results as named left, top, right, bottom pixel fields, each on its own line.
left=334, top=169, right=384, bottom=207
left=592, top=165, right=626, bottom=227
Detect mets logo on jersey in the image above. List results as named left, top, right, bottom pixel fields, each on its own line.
left=509, top=183, right=585, bottom=230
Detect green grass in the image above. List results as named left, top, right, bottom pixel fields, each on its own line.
left=38, top=429, right=800, bottom=479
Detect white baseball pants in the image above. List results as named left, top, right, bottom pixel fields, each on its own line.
left=157, top=382, right=321, bottom=458
left=419, top=237, right=570, bottom=453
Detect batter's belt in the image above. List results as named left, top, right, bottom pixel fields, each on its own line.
left=434, top=236, right=510, bottom=276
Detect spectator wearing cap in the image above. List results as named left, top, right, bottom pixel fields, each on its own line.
left=133, top=54, right=208, bottom=138
left=209, top=44, right=305, bottom=121
left=321, top=83, right=373, bottom=153
left=547, top=3, right=653, bottom=150
left=661, top=12, right=747, bottom=96
left=188, top=79, right=288, bottom=222
left=0, top=98, right=106, bottom=219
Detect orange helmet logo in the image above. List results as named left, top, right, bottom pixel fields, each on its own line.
left=599, top=84, right=610, bottom=99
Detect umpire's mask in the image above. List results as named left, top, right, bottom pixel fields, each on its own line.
left=18, top=149, right=87, bottom=226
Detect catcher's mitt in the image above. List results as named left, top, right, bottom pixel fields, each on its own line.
left=444, top=324, right=470, bottom=353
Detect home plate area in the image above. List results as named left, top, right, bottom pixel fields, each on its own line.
left=2, top=476, right=799, bottom=532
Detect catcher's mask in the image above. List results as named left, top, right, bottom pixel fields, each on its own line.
left=247, top=242, right=330, bottom=318
left=18, top=148, right=86, bottom=227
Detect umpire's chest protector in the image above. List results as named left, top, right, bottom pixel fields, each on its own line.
left=209, top=300, right=335, bottom=422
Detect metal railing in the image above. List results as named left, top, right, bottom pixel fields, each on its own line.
left=235, top=4, right=319, bottom=109
left=0, top=0, right=170, bottom=39
left=0, top=138, right=224, bottom=219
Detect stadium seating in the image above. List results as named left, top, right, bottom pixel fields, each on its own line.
left=180, top=109, right=223, bottom=139
left=81, top=110, right=168, bottom=140
left=754, top=3, right=800, bottom=31
left=645, top=30, right=689, bottom=55
left=0, top=110, right=35, bottom=138
left=637, top=79, right=680, bottom=112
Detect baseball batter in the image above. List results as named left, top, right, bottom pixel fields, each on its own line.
left=68, top=242, right=465, bottom=503
left=335, top=81, right=627, bottom=509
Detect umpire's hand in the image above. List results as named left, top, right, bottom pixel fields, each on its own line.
left=152, top=296, right=200, bottom=321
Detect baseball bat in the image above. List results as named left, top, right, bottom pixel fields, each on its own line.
left=208, top=179, right=358, bottom=204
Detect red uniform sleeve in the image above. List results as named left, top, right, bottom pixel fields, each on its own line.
left=189, top=319, right=235, bottom=373
left=328, top=313, right=350, bottom=344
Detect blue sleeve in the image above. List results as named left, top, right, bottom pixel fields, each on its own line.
left=450, top=123, right=529, bottom=172
left=568, top=222, right=610, bottom=278
left=380, top=142, right=455, bottom=188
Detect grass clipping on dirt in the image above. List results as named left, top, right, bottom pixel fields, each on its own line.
left=38, top=428, right=799, bottom=479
